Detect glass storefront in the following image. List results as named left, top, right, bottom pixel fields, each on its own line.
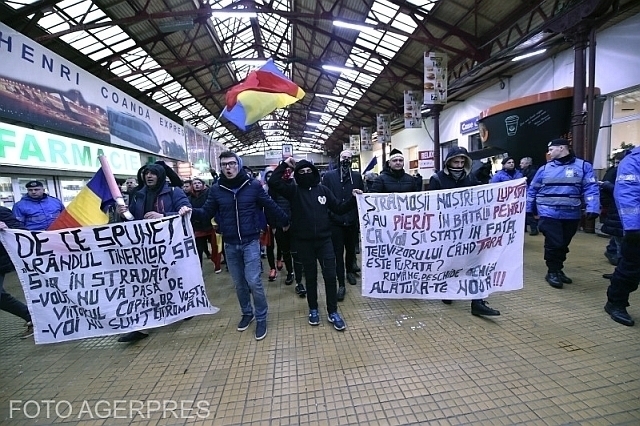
left=611, top=87, right=640, bottom=151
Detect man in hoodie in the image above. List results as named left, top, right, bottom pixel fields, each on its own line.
left=180, top=151, right=289, bottom=341
left=322, top=150, right=364, bottom=300
left=527, top=139, right=600, bottom=289
left=370, top=149, right=419, bottom=193
left=491, top=157, right=523, bottom=183
left=428, top=147, right=501, bottom=317
left=12, top=181, right=64, bottom=231
left=115, top=163, right=191, bottom=342
left=268, top=158, right=362, bottom=331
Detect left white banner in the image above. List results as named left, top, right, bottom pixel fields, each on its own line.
left=0, top=216, right=219, bottom=344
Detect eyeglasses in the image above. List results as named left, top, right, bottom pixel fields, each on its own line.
left=297, top=168, right=313, bottom=174
left=221, top=161, right=238, bottom=168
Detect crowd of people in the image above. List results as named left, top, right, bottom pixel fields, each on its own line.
left=2, top=139, right=640, bottom=345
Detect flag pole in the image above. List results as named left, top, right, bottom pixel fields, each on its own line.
left=98, top=155, right=134, bottom=221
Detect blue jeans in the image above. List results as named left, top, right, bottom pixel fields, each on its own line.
left=224, top=240, right=268, bottom=321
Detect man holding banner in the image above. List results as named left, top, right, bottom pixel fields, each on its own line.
left=116, top=163, right=191, bottom=342
left=428, top=147, right=501, bottom=316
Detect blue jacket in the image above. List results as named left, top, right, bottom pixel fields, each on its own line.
left=527, top=155, right=599, bottom=220
left=491, top=169, right=524, bottom=183
left=128, top=183, right=191, bottom=220
left=193, top=173, right=288, bottom=245
left=12, top=194, right=64, bottom=231
left=614, top=146, right=640, bottom=232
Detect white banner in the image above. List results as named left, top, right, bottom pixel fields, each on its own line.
left=0, top=216, right=219, bottom=344
left=357, top=179, right=526, bottom=299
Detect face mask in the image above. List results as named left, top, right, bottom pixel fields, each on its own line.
left=295, top=173, right=316, bottom=188
left=340, top=158, right=352, bottom=168
left=449, top=168, right=464, bottom=180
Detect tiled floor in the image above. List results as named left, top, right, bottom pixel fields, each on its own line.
left=1, top=231, right=640, bottom=425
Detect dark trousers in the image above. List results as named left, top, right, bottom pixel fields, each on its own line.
left=292, top=238, right=337, bottom=314
left=331, top=224, right=359, bottom=287
left=538, top=217, right=580, bottom=272
left=0, top=273, right=31, bottom=323
left=607, top=237, right=640, bottom=306
left=526, top=214, right=538, bottom=233
left=273, top=228, right=293, bottom=274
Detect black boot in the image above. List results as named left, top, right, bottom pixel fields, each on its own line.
left=471, top=300, right=500, bottom=316
left=346, top=273, right=357, bottom=285
left=557, top=270, right=572, bottom=284
left=602, top=273, right=613, bottom=279
left=545, top=272, right=563, bottom=289
left=604, top=302, right=635, bottom=326
left=337, top=286, right=346, bottom=301
left=118, top=331, right=149, bottom=342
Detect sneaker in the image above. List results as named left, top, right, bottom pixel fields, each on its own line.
left=20, top=322, right=34, bottom=339
left=346, top=273, right=357, bottom=285
left=337, top=286, right=346, bottom=302
left=117, top=331, right=149, bottom=342
left=328, top=312, right=346, bottom=331
left=268, top=269, right=277, bottom=281
left=214, top=268, right=222, bottom=274
left=237, top=315, right=255, bottom=331
left=276, top=260, right=284, bottom=271
left=308, top=309, right=320, bottom=326
left=529, top=229, right=539, bottom=236
left=285, top=272, right=294, bottom=285
left=295, top=283, right=307, bottom=297
left=255, top=321, right=267, bottom=340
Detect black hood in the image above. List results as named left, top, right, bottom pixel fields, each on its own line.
left=294, top=160, right=321, bottom=187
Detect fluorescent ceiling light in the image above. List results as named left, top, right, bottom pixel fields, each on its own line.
left=511, top=49, right=546, bottom=62
left=315, top=93, right=343, bottom=102
left=309, top=111, right=330, bottom=117
left=304, top=130, right=321, bottom=135
left=333, top=20, right=373, bottom=33
left=306, top=122, right=325, bottom=127
left=211, top=11, right=257, bottom=19
left=322, top=64, right=358, bottom=74
left=235, top=58, right=268, bottom=66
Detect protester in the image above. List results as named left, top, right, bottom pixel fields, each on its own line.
left=604, top=146, right=640, bottom=326
left=188, top=178, right=220, bottom=272
left=182, top=179, right=193, bottom=195
left=322, top=150, right=364, bottom=301
left=428, top=147, right=501, bottom=316
left=527, top=139, right=600, bottom=289
left=269, top=157, right=362, bottom=331
left=12, top=181, right=64, bottom=231
left=181, top=151, right=289, bottom=341
left=491, top=157, right=523, bottom=182
left=0, top=207, right=33, bottom=339
left=115, top=163, right=191, bottom=342
left=370, top=149, right=418, bottom=193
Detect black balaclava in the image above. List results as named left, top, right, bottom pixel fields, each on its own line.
left=340, top=157, right=353, bottom=183
left=294, top=160, right=320, bottom=189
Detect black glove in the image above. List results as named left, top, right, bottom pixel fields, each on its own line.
left=584, top=212, right=599, bottom=220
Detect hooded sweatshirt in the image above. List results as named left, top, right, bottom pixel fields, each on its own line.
left=268, top=160, right=357, bottom=240
left=428, top=147, right=479, bottom=190
left=128, top=164, right=191, bottom=220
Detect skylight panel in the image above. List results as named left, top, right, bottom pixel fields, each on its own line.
left=390, top=12, right=418, bottom=33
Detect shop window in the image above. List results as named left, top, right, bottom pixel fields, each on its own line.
left=611, top=87, right=640, bottom=152
left=440, top=139, right=458, bottom=164
left=60, top=178, right=89, bottom=207
left=0, top=177, right=13, bottom=208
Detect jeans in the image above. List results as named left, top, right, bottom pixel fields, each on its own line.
left=0, top=273, right=31, bottom=323
left=224, top=240, right=268, bottom=321
left=538, top=217, right=580, bottom=272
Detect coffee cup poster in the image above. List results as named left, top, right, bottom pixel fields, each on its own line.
left=357, top=179, right=526, bottom=299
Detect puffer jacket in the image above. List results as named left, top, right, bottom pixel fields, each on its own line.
left=0, top=206, right=26, bottom=273
left=526, top=154, right=600, bottom=220
left=614, top=146, right=640, bottom=231
left=601, top=181, right=623, bottom=237
left=193, top=170, right=288, bottom=245
left=370, top=165, right=417, bottom=193
left=429, top=147, right=479, bottom=190
left=129, top=183, right=190, bottom=220
left=12, top=194, right=64, bottom=231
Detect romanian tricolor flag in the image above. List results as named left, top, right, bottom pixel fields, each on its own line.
left=222, top=59, right=305, bottom=130
left=48, top=168, right=115, bottom=230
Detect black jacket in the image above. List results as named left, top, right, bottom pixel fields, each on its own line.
left=370, top=166, right=417, bottom=193
left=188, top=188, right=213, bottom=232
left=269, top=161, right=356, bottom=241
left=428, top=147, right=479, bottom=190
left=321, top=169, right=364, bottom=227
left=0, top=206, right=27, bottom=274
